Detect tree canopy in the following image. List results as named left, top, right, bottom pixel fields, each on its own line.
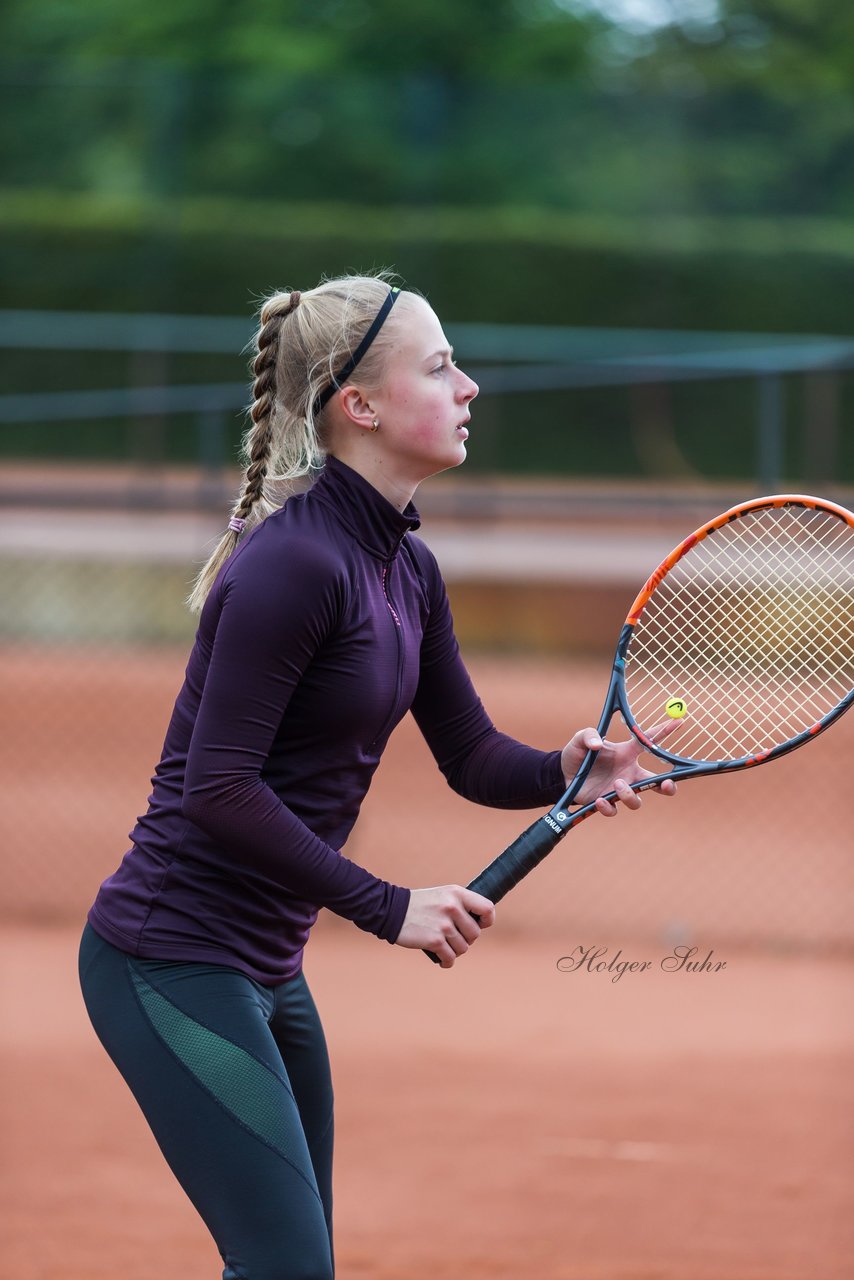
left=1, top=3, right=850, bottom=244
left=3, top=0, right=851, bottom=92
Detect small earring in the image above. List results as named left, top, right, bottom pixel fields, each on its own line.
left=371, top=419, right=380, bottom=432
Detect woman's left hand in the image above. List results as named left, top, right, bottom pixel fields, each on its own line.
left=560, top=725, right=678, bottom=817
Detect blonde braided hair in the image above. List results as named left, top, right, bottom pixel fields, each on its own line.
left=188, top=272, right=409, bottom=613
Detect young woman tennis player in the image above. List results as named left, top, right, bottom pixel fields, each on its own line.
left=79, top=274, right=673, bottom=1280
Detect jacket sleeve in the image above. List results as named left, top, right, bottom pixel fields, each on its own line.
left=181, top=526, right=410, bottom=943
left=408, top=540, right=566, bottom=809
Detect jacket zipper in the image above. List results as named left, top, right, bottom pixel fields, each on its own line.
left=382, top=559, right=402, bottom=629
left=370, top=550, right=405, bottom=748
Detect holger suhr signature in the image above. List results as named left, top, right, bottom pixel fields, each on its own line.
left=557, top=945, right=727, bottom=983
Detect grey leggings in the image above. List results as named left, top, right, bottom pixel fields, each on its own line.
left=79, top=923, right=335, bottom=1280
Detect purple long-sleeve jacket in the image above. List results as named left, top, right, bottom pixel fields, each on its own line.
left=88, top=457, right=565, bottom=983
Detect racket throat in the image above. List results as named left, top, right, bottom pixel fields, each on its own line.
left=543, top=807, right=573, bottom=835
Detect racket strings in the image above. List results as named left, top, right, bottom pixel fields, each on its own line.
left=631, top=624, right=843, bottom=757
left=624, top=506, right=854, bottom=761
left=657, top=568, right=851, bottom=692
left=647, top=518, right=854, bottom=754
left=634, top=514, right=854, bottom=756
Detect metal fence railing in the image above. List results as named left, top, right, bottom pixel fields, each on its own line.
left=3, top=310, right=854, bottom=490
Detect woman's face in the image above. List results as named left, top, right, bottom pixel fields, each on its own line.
left=365, top=296, right=479, bottom=481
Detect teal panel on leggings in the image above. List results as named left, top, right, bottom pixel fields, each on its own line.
left=128, top=962, right=319, bottom=1194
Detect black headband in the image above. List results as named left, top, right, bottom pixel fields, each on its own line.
left=313, top=287, right=400, bottom=416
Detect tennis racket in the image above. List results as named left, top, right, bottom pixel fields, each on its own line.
left=426, top=494, right=854, bottom=963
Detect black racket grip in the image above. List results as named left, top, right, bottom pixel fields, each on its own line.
left=468, top=815, right=564, bottom=904
left=423, top=817, right=563, bottom=965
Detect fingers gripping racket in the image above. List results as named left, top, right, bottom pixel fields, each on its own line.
left=426, top=495, right=854, bottom=962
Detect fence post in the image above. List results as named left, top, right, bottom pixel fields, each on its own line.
left=803, top=370, right=839, bottom=486
left=757, top=373, right=784, bottom=492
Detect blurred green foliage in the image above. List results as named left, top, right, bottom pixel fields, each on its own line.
left=1, top=0, right=852, bottom=480
left=3, top=0, right=853, bottom=217
left=4, top=0, right=852, bottom=92
left=625, top=0, right=854, bottom=96
left=0, top=0, right=593, bottom=81
left=3, top=190, right=853, bottom=330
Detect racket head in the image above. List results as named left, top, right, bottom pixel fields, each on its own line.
left=616, top=495, right=854, bottom=770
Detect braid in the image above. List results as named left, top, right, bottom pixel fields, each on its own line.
left=231, top=307, right=289, bottom=522
left=251, top=312, right=283, bottom=429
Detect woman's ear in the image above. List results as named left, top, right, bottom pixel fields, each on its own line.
left=337, top=384, right=377, bottom=433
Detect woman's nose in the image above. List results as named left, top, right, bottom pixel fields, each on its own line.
left=460, top=372, right=479, bottom=402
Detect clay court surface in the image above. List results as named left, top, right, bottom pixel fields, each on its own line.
left=3, top=653, right=854, bottom=1279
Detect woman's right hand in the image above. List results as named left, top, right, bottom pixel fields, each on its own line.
left=395, top=886, right=495, bottom=968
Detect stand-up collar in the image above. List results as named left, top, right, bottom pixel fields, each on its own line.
left=310, top=455, right=421, bottom=559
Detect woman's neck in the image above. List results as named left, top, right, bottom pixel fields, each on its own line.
left=327, top=447, right=419, bottom=513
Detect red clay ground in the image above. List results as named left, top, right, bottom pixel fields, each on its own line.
left=2, top=925, right=853, bottom=1280
left=3, top=655, right=854, bottom=1278
left=5, top=650, right=853, bottom=948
